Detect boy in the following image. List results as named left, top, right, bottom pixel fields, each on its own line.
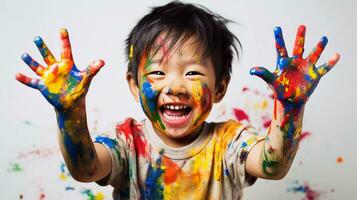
left=16, top=1, right=340, bottom=199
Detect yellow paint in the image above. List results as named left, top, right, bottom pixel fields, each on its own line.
left=129, top=45, right=134, bottom=59
left=296, top=87, right=301, bottom=97
left=94, top=192, right=105, bottom=200
left=59, top=172, right=68, bottom=181
left=309, top=67, right=317, bottom=80
left=159, top=120, right=246, bottom=199
left=191, top=81, right=203, bottom=104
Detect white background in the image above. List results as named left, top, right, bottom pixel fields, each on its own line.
left=1, top=0, right=356, bottom=199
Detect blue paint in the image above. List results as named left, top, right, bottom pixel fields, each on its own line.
left=144, top=156, right=164, bottom=199
left=63, top=132, right=79, bottom=166
left=224, top=168, right=229, bottom=176
left=95, top=136, right=118, bottom=148
left=65, top=186, right=75, bottom=191
left=22, top=53, right=39, bottom=67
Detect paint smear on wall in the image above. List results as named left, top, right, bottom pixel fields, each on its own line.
left=336, top=156, right=344, bottom=164
left=233, top=108, right=250, bottom=122
left=8, top=163, right=23, bottom=172
left=288, top=180, right=323, bottom=200
left=81, top=189, right=105, bottom=200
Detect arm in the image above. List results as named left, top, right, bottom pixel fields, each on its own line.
left=16, top=29, right=111, bottom=182
left=246, top=25, right=340, bottom=180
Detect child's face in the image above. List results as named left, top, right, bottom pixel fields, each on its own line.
left=129, top=34, right=226, bottom=144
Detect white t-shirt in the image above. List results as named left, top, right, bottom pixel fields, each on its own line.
left=95, top=118, right=264, bottom=200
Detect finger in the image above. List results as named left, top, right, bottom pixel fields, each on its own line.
left=85, top=59, right=105, bottom=77
left=250, top=66, right=275, bottom=85
left=34, top=36, right=57, bottom=66
left=15, top=73, right=39, bottom=89
left=60, top=28, right=73, bottom=61
left=292, top=25, right=306, bottom=58
left=306, top=36, right=328, bottom=65
left=21, top=53, right=45, bottom=76
left=316, top=53, right=340, bottom=77
left=274, top=27, right=288, bottom=58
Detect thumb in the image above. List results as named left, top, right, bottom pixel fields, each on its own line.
left=250, top=66, right=275, bottom=85
left=86, top=59, right=105, bottom=77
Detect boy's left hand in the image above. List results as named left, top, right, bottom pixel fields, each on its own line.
left=250, top=25, right=340, bottom=108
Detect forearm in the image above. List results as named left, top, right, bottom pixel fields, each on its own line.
left=56, top=97, right=102, bottom=181
left=259, top=100, right=304, bottom=179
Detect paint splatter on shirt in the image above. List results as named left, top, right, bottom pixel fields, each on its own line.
left=95, top=118, right=264, bottom=200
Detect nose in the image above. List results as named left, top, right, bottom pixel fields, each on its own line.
left=163, top=83, right=189, bottom=97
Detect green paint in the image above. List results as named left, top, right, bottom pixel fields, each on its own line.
left=81, top=189, right=95, bottom=200
left=8, top=163, right=23, bottom=172
left=262, top=149, right=279, bottom=176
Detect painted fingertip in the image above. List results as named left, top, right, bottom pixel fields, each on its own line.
left=33, top=36, right=43, bottom=46
left=98, top=59, right=105, bottom=67
left=298, top=25, right=306, bottom=31
left=328, top=53, right=340, bottom=66
left=320, top=36, right=328, bottom=46
left=21, top=53, right=30, bottom=62
left=60, top=28, right=68, bottom=38
left=15, top=73, right=22, bottom=81
left=274, top=27, right=282, bottom=35
left=249, top=68, right=257, bottom=75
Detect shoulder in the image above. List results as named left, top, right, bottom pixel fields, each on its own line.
left=115, top=118, right=144, bottom=137
left=213, top=119, right=246, bottom=138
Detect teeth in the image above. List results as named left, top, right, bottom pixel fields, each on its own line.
left=164, top=105, right=189, bottom=110
left=163, top=112, right=188, bottom=119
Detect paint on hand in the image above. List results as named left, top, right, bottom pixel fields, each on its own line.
left=250, top=26, right=339, bottom=176
left=17, top=28, right=104, bottom=110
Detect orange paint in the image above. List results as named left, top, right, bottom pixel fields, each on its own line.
left=162, top=157, right=181, bottom=184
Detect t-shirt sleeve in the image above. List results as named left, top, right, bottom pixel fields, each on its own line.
left=224, top=125, right=265, bottom=188
left=94, top=123, right=128, bottom=188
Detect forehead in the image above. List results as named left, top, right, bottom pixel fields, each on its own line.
left=149, top=33, right=207, bottom=62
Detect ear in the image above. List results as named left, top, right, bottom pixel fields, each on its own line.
left=213, top=77, right=229, bottom=103
left=126, top=72, right=140, bottom=102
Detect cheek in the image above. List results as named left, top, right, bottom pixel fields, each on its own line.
left=140, top=81, right=159, bottom=115
left=191, top=82, right=212, bottom=110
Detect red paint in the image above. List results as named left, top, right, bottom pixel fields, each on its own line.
left=39, top=193, right=45, bottom=200
left=242, top=86, right=249, bottom=92
left=273, top=99, right=277, bottom=120
left=263, top=119, right=272, bottom=128
left=300, top=131, right=311, bottom=141
left=117, top=118, right=148, bottom=157
left=233, top=108, right=250, bottom=122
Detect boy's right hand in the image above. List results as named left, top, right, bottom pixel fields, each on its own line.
left=16, top=28, right=105, bottom=110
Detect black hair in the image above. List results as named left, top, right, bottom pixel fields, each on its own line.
left=125, top=1, right=241, bottom=87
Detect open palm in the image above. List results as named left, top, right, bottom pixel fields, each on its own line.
left=250, top=25, right=339, bottom=108
left=16, top=29, right=104, bottom=110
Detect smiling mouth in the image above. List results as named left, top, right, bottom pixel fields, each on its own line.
left=159, top=103, right=192, bottom=127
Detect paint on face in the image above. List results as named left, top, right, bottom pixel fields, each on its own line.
left=139, top=53, right=166, bottom=131
left=190, top=81, right=212, bottom=129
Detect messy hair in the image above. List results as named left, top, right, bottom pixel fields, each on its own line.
left=125, top=1, right=241, bottom=87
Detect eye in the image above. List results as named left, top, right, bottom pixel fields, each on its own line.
left=148, top=71, right=165, bottom=76
left=185, top=71, right=204, bottom=76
